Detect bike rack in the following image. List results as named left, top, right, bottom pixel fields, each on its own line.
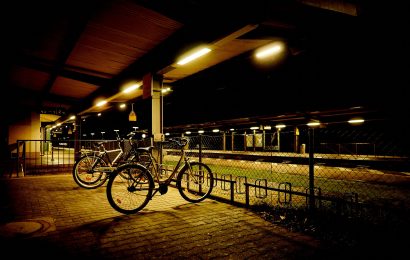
left=305, top=187, right=321, bottom=208
left=278, top=182, right=292, bottom=204
left=220, top=174, right=232, bottom=191
left=235, top=176, right=247, bottom=194
left=210, top=172, right=217, bottom=187
left=255, top=179, right=267, bottom=199
left=343, top=192, right=359, bottom=215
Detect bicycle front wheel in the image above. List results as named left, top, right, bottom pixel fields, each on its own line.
left=73, top=155, right=108, bottom=189
left=106, top=164, right=154, bottom=214
left=177, top=162, right=214, bottom=203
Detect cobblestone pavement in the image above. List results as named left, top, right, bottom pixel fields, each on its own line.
left=0, top=174, right=332, bottom=259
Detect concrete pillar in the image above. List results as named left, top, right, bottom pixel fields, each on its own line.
left=294, top=127, right=300, bottom=153
left=143, top=73, right=164, bottom=142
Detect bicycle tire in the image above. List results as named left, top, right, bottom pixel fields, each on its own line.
left=177, top=162, right=214, bottom=203
left=106, top=163, right=154, bottom=214
left=72, top=155, right=108, bottom=189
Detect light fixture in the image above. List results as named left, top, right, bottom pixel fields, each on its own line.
left=69, top=115, right=76, bottom=120
left=185, top=131, right=191, bottom=135
left=161, top=87, right=171, bottom=93
left=177, top=47, right=211, bottom=65
left=255, top=42, right=284, bottom=59
left=307, top=121, right=320, bottom=127
left=275, top=124, right=286, bottom=129
left=348, top=118, right=365, bottom=125
left=212, top=129, right=220, bottom=133
left=96, top=100, right=107, bottom=107
left=123, top=83, right=141, bottom=93
left=119, top=103, right=126, bottom=109
left=264, top=126, right=272, bottom=130
left=198, top=130, right=204, bottom=134
left=250, top=126, right=258, bottom=130
left=97, top=113, right=102, bottom=117
left=129, top=104, right=136, bottom=122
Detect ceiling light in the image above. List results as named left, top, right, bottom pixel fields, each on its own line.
left=96, top=100, right=107, bottom=107
left=161, top=87, right=171, bottom=93
left=177, top=47, right=211, bottom=65
left=123, top=83, right=141, bottom=93
left=69, top=115, right=76, bottom=120
left=198, top=130, right=204, bottom=134
left=348, top=118, right=365, bottom=125
left=275, top=124, right=286, bottom=129
left=255, top=42, right=283, bottom=59
left=250, top=126, right=258, bottom=130
left=307, top=121, right=320, bottom=127
left=185, top=131, right=191, bottom=135
left=212, top=129, right=220, bottom=133
left=119, top=103, right=126, bottom=109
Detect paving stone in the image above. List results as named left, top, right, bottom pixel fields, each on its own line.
left=0, top=174, right=325, bottom=259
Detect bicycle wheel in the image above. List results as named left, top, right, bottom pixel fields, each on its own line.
left=73, top=155, right=108, bottom=189
left=177, top=162, right=214, bottom=203
left=106, top=164, right=154, bottom=214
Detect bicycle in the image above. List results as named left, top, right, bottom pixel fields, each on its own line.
left=106, top=137, right=214, bottom=214
left=72, top=130, right=143, bottom=189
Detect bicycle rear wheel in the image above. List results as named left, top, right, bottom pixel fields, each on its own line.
left=177, top=162, right=214, bottom=203
left=106, top=164, right=154, bottom=214
left=73, top=155, right=108, bottom=189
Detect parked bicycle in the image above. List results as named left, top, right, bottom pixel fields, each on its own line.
left=106, top=137, right=214, bottom=214
left=72, top=130, right=144, bottom=189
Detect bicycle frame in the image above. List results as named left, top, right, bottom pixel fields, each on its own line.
left=139, top=142, right=194, bottom=196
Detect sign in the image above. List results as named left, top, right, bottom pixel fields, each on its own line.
left=40, top=107, right=67, bottom=116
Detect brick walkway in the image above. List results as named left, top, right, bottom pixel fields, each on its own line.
left=0, top=174, right=330, bottom=259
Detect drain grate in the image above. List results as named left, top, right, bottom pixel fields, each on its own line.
left=0, top=217, right=55, bottom=238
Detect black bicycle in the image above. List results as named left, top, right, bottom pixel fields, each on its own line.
left=106, top=137, right=214, bottom=214
left=72, top=130, right=143, bottom=189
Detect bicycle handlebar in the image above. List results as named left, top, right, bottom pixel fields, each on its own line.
left=168, top=137, right=189, bottom=148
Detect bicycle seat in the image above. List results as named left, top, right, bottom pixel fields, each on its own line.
left=137, top=146, right=153, bottom=153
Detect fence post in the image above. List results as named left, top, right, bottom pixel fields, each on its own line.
left=74, top=116, right=81, bottom=161
left=308, top=128, right=315, bottom=211
left=231, top=132, right=234, bottom=152
left=245, top=183, right=249, bottom=207
left=222, top=132, right=226, bottom=151
left=199, top=134, right=202, bottom=163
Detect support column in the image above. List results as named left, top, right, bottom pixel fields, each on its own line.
left=294, top=127, right=300, bottom=153
left=143, top=73, right=164, bottom=141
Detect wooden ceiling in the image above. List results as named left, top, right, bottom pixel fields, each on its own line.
left=2, top=0, right=407, bottom=128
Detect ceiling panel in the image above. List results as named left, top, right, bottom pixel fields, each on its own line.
left=65, top=0, right=183, bottom=76
left=9, top=66, right=50, bottom=91
left=50, top=76, right=100, bottom=99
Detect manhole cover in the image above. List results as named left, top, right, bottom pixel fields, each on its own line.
left=0, top=217, right=55, bottom=238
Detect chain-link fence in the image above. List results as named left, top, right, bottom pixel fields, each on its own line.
left=160, top=122, right=409, bottom=225
left=8, top=122, right=410, bottom=225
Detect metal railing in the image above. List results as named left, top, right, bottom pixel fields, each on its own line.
left=6, top=124, right=410, bottom=226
